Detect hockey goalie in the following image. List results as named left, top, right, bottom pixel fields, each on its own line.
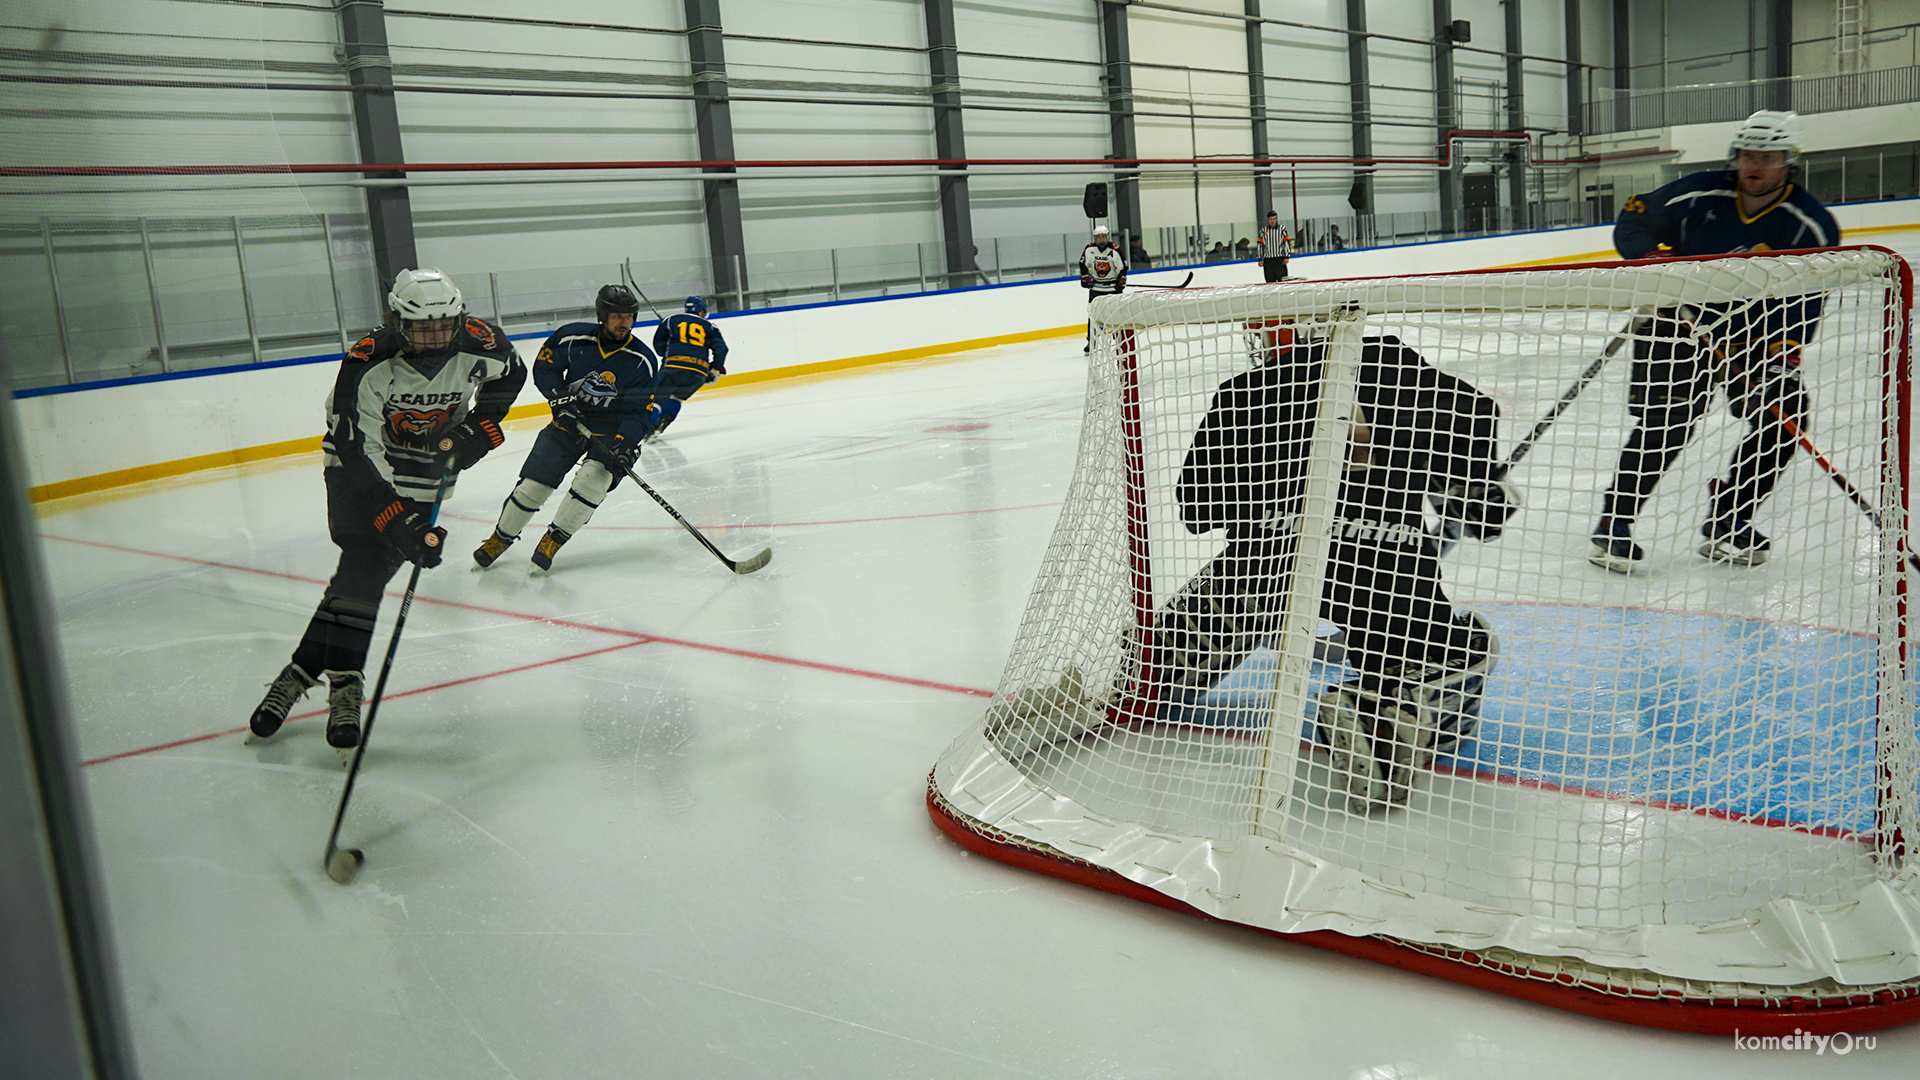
left=1138, top=331, right=1518, bottom=811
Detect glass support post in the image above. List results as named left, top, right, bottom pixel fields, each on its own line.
left=42, top=217, right=73, bottom=383
left=233, top=216, right=261, bottom=364
left=138, top=217, right=170, bottom=373
left=320, top=214, right=348, bottom=355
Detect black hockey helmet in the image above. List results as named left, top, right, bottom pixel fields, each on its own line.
left=596, top=284, right=642, bottom=323
left=684, top=295, right=708, bottom=316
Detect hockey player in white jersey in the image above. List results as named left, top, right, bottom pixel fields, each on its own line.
left=246, top=269, right=525, bottom=752
left=1079, top=224, right=1127, bottom=353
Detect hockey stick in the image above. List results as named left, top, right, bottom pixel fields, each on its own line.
left=580, top=425, right=772, bottom=575
left=621, top=258, right=669, bottom=321
left=324, top=462, right=454, bottom=885
left=1491, top=310, right=1649, bottom=483
left=1430, top=312, right=1645, bottom=557
left=1128, top=272, right=1195, bottom=291
left=1673, top=304, right=1920, bottom=573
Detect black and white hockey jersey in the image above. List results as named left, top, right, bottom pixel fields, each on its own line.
left=322, top=317, right=527, bottom=504
left=1079, top=242, right=1128, bottom=294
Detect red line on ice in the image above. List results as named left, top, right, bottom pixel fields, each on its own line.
left=47, top=533, right=996, bottom=764
left=80, top=639, right=651, bottom=767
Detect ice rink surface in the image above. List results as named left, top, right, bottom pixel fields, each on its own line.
left=41, top=235, right=1920, bottom=1079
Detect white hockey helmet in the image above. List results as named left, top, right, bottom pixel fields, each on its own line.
left=388, top=268, right=464, bottom=353
left=1092, top=224, right=1110, bottom=237
left=1728, top=110, right=1802, bottom=164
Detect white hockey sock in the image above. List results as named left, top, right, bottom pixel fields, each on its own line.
left=496, top=478, right=556, bottom=539
left=551, top=461, right=615, bottom=535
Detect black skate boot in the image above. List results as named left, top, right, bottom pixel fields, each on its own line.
left=1699, top=519, right=1771, bottom=566
left=473, top=528, right=515, bottom=569
left=530, top=525, right=571, bottom=572
left=247, top=662, right=317, bottom=742
left=325, top=671, right=365, bottom=754
left=1588, top=516, right=1646, bottom=575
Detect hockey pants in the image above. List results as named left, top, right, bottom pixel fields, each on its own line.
left=1141, top=535, right=1486, bottom=707
left=1599, top=308, right=1809, bottom=530
left=289, top=468, right=422, bottom=675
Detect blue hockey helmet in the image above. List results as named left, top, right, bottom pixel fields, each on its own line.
left=684, top=295, right=708, bottom=316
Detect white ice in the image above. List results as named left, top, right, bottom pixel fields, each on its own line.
left=42, top=234, right=1920, bottom=1079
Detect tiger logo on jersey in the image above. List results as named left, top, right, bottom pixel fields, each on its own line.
left=1092, top=256, right=1114, bottom=276
left=388, top=408, right=451, bottom=440
left=463, top=318, right=498, bottom=349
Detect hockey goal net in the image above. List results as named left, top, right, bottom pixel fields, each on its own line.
left=928, top=247, right=1920, bottom=1033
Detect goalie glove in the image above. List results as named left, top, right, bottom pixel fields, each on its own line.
left=1439, top=477, right=1520, bottom=542
left=373, top=500, right=446, bottom=568
left=443, top=418, right=502, bottom=471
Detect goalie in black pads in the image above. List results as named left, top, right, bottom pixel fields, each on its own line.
left=1149, top=334, right=1515, bottom=811
left=247, top=269, right=524, bottom=751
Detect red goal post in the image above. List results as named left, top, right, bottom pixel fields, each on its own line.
left=929, top=247, right=1920, bottom=1034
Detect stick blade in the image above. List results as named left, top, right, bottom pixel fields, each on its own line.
left=325, top=845, right=364, bottom=885
left=731, top=547, right=772, bottom=575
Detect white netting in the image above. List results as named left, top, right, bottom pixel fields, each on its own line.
left=932, top=248, right=1920, bottom=1007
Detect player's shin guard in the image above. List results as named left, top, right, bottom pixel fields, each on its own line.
left=1315, top=611, right=1496, bottom=812
left=551, top=461, right=615, bottom=536
left=495, top=479, right=556, bottom=540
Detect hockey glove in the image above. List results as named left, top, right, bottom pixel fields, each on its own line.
left=548, top=394, right=585, bottom=433
left=374, top=500, right=446, bottom=568
left=591, top=433, right=641, bottom=474
left=1080, top=275, right=1093, bottom=289
left=1440, top=478, right=1520, bottom=542
left=444, top=418, right=503, bottom=471
left=1727, top=346, right=1804, bottom=423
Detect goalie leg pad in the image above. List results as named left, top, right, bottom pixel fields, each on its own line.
left=983, top=666, right=1106, bottom=760
left=1145, top=551, right=1284, bottom=704
left=1316, top=611, right=1496, bottom=811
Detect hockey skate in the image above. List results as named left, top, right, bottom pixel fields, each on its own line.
left=1588, top=516, right=1646, bottom=575
left=246, top=662, right=317, bottom=742
left=473, top=528, right=515, bottom=569
left=325, top=671, right=365, bottom=759
left=530, top=525, right=571, bottom=572
left=1698, top=521, right=1770, bottom=566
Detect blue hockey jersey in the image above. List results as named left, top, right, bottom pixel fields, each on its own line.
left=1615, top=170, right=1841, bottom=352
left=652, top=313, right=729, bottom=386
left=1614, top=169, right=1840, bottom=260
left=531, top=321, right=660, bottom=443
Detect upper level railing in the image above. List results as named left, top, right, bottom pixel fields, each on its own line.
left=1584, top=65, right=1920, bottom=135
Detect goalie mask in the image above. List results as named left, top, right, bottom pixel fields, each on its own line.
left=389, top=268, right=465, bottom=356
